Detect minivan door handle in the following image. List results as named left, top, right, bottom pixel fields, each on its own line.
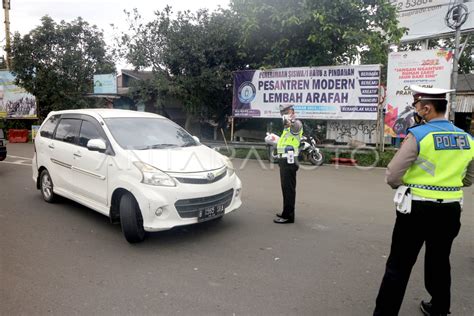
left=73, top=151, right=82, bottom=158
left=48, top=144, right=55, bottom=149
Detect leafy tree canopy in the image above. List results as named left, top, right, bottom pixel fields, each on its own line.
left=116, top=7, right=246, bottom=124
left=10, top=16, right=115, bottom=119
left=116, top=1, right=404, bottom=123
left=231, top=0, right=404, bottom=68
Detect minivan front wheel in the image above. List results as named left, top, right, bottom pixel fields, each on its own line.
left=40, top=169, right=56, bottom=203
left=119, top=192, right=146, bottom=243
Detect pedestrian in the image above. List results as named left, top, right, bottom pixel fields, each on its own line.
left=373, top=85, right=474, bottom=316
left=274, top=104, right=303, bottom=224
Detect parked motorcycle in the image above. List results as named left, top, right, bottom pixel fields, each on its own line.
left=265, top=133, right=324, bottom=165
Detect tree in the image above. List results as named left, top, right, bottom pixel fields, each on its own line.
left=231, top=0, right=404, bottom=68
left=0, top=56, right=6, bottom=69
left=432, top=36, right=473, bottom=75
left=116, top=7, right=246, bottom=129
left=398, top=35, right=474, bottom=76
left=117, top=1, right=404, bottom=132
left=10, top=16, right=115, bottom=119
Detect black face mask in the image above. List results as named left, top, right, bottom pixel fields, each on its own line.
left=413, top=111, right=424, bottom=124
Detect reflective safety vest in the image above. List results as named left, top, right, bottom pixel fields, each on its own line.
left=277, top=125, right=303, bottom=156
left=402, top=120, right=473, bottom=199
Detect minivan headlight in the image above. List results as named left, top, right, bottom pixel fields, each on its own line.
left=223, top=157, right=235, bottom=177
left=133, top=162, right=176, bottom=187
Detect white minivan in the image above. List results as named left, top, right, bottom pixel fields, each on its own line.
left=33, top=109, right=242, bottom=243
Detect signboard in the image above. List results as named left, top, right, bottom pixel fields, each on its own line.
left=0, top=71, right=37, bottom=118
left=31, top=125, right=41, bottom=140
left=384, top=49, right=453, bottom=137
left=232, top=65, right=381, bottom=120
left=93, top=74, right=117, bottom=94
left=390, top=0, right=474, bottom=42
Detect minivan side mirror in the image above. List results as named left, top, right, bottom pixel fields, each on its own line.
left=192, top=136, right=200, bottom=144
left=87, top=139, right=107, bottom=152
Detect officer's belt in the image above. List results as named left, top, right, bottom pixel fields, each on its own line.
left=411, top=195, right=462, bottom=204
left=406, top=184, right=461, bottom=192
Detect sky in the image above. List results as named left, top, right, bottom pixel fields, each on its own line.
left=1, top=0, right=230, bottom=67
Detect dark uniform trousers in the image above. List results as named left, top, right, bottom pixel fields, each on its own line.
left=279, top=159, right=299, bottom=220
left=374, top=201, right=462, bottom=315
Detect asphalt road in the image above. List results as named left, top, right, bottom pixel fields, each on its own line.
left=1, top=143, right=473, bottom=315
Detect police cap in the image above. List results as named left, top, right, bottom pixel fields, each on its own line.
left=410, top=85, right=454, bottom=103
left=279, top=104, right=293, bottom=113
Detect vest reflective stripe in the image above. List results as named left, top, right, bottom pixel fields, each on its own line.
left=406, top=184, right=461, bottom=192
left=414, top=157, right=435, bottom=176
left=277, top=127, right=303, bottom=155
left=402, top=121, right=473, bottom=199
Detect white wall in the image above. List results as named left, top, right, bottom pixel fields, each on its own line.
left=326, top=120, right=378, bottom=144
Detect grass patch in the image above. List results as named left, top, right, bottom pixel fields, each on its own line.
left=216, top=146, right=396, bottom=168
left=330, top=149, right=396, bottom=167
left=216, top=147, right=269, bottom=160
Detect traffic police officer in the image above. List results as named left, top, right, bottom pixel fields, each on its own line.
left=374, top=85, right=473, bottom=316
left=274, top=104, right=303, bottom=224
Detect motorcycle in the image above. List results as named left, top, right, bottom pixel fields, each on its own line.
left=265, top=133, right=324, bottom=165
left=392, top=105, right=415, bottom=135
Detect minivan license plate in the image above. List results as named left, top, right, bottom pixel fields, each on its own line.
left=198, top=204, right=224, bottom=221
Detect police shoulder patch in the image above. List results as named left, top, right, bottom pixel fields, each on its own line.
left=433, top=133, right=471, bottom=150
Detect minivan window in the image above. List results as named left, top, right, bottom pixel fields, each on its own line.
left=79, top=120, right=103, bottom=147
left=105, top=118, right=197, bottom=150
left=54, top=119, right=81, bottom=144
left=40, top=115, right=60, bottom=139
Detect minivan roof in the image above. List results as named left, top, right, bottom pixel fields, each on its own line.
left=47, top=109, right=165, bottom=120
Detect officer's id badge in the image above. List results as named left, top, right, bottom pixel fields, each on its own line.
left=433, top=134, right=471, bottom=150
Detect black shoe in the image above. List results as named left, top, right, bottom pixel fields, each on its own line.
left=273, top=217, right=294, bottom=224
left=420, top=300, right=448, bottom=316
left=276, top=213, right=283, bottom=218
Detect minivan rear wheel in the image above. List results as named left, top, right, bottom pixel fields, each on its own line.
left=40, top=169, right=56, bottom=203
left=119, top=192, right=146, bottom=243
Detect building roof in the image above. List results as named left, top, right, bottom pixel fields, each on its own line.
left=456, top=73, right=474, bottom=93
left=120, top=69, right=154, bottom=81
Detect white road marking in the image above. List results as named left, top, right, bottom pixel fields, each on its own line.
left=0, top=161, right=32, bottom=166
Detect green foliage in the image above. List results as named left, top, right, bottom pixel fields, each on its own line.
left=0, top=56, right=6, bottom=70
left=217, top=146, right=396, bottom=167
left=116, top=7, right=247, bottom=120
left=231, top=0, right=404, bottom=68
left=10, top=16, right=116, bottom=119
left=3, top=119, right=41, bottom=132
left=333, top=149, right=396, bottom=167
left=116, top=2, right=403, bottom=122
left=217, top=147, right=269, bottom=160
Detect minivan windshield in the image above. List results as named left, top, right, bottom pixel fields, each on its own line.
left=104, top=117, right=198, bottom=150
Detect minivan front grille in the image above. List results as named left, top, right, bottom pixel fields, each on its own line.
left=174, top=189, right=234, bottom=218
left=175, top=170, right=227, bottom=184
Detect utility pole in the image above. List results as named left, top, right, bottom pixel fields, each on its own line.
left=3, top=0, right=11, bottom=70
left=449, top=0, right=467, bottom=122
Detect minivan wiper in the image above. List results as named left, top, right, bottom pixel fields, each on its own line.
left=137, top=144, right=178, bottom=150
left=181, top=142, right=197, bottom=147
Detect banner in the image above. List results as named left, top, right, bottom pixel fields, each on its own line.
left=391, top=0, right=474, bottom=42
left=0, top=71, right=37, bottom=118
left=232, top=65, right=381, bottom=120
left=93, top=74, right=117, bottom=94
left=384, top=49, right=453, bottom=137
